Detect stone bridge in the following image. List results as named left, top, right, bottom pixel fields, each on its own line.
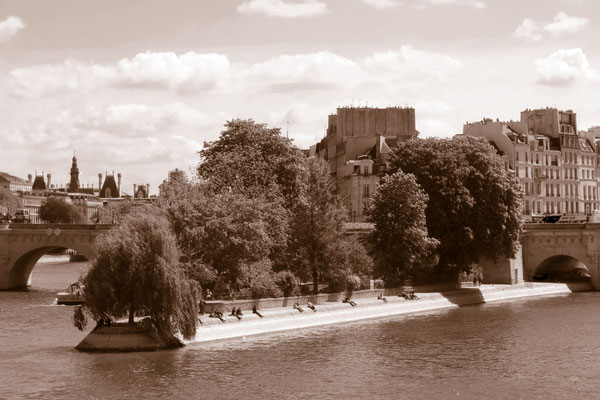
left=522, top=223, right=600, bottom=290
left=0, top=224, right=115, bottom=290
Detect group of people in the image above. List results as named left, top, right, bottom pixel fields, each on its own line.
left=400, top=289, right=419, bottom=300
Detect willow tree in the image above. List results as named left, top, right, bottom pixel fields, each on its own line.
left=74, top=212, right=198, bottom=345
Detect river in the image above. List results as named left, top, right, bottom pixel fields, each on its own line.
left=1, top=260, right=599, bottom=399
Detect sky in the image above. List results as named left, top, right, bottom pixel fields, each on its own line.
left=1, top=0, right=599, bottom=194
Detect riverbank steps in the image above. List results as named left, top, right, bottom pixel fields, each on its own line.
left=191, top=282, right=591, bottom=344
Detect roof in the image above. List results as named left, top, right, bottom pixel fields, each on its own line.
left=100, top=175, right=119, bottom=198
left=0, top=172, right=29, bottom=184
left=32, top=175, right=47, bottom=190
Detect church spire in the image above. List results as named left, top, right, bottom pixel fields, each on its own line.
left=69, top=153, right=80, bottom=192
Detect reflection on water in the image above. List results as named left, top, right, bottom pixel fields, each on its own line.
left=1, top=262, right=600, bottom=399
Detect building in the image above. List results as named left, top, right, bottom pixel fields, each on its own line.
left=98, top=172, right=122, bottom=199
left=159, top=168, right=187, bottom=196
left=310, top=107, right=419, bottom=221
left=462, top=108, right=599, bottom=221
left=0, top=172, right=33, bottom=193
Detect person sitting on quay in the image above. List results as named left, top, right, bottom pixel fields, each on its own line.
left=252, top=305, right=263, bottom=318
left=235, top=307, right=243, bottom=318
left=307, top=301, right=317, bottom=312
left=209, top=310, right=225, bottom=322
left=293, top=302, right=304, bottom=313
left=231, top=307, right=242, bottom=320
left=342, top=297, right=357, bottom=307
left=377, top=293, right=388, bottom=303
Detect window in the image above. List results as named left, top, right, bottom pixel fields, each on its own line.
left=363, top=184, right=370, bottom=198
left=363, top=166, right=369, bottom=176
left=516, top=152, right=519, bottom=161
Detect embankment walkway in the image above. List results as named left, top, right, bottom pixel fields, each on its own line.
left=191, top=282, right=590, bottom=344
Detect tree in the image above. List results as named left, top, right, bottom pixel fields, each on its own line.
left=0, top=187, right=22, bottom=218
left=366, top=171, right=438, bottom=286
left=323, top=235, right=374, bottom=294
left=157, top=180, right=289, bottom=293
left=39, top=197, right=85, bottom=223
left=288, top=157, right=351, bottom=294
left=76, top=213, right=198, bottom=344
left=387, top=136, right=522, bottom=278
left=95, top=200, right=135, bottom=224
left=198, top=119, right=304, bottom=205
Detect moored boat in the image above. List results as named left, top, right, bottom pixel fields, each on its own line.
left=56, top=281, right=85, bottom=305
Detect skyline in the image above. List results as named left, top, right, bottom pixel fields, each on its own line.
left=2, top=0, right=600, bottom=192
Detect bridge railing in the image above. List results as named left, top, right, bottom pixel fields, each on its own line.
left=5, top=223, right=116, bottom=231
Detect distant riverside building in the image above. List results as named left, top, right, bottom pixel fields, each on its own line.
left=0, top=172, right=32, bottom=193
left=159, top=168, right=187, bottom=196
left=310, top=107, right=419, bottom=222
left=99, top=172, right=122, bottom=199
left=462, top=108, right=600, bottom=220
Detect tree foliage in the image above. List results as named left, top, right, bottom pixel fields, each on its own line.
left=95, top=200, right=135, bottom=224
left=288, top=157, right=364, bottom=293
left=158, top=180, right=288, bottom=292
left=387, top=136, right=522, bottom=277
left=77, top=213, right=198, bottom=343
left=0, top=187, right=22, bottom=217
left=198, top=119, right=304, bottom=205
left=39, top=197, right=85, bottom=223
left=366, top=171, right=438, bottom=285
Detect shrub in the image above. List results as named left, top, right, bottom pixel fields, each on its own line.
left=275, top=270, right=300, bottom=297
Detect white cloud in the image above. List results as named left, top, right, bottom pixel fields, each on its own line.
left=543, top=11, right=589, bottom=36
left=535, top=48, right=597, bottom=87
left=8, top=47, right=462, bottom=97
left=8, top=59, right=115, bottom=98
left=514, top=12, right=588, bottom=42
left=0, top=16, right=25, bottom=42
left=237, top=0, right=328, bottom=18
left=513, top=18, right=543, bottom=42
left=363, top=0, right=403, bottom=9
left=8, top=52, right=231, bottom=98
left=363, top=45, right=462, bottom=84
left=240, top=51, right=362, bottom=91
left=418, top=0, right=485, bottom=8
left=115, top=52, right=231, bottom=92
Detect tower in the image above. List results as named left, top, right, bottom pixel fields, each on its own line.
left=69, top=155, right=80, bottom=192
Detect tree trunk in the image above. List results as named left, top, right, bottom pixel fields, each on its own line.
left=312, top=267, right=319, bottom=295
left=128, top=301, right=135, bottom=325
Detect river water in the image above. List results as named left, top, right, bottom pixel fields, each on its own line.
left=1, top=261, right=599, bottom=399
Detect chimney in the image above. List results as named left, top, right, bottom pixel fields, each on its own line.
left=47, top=173, right=51, bottom=189
left=98, top=173, right=103, bottom=190
left=133, top=184, right=137, bottom=198
left=117, top=173, right=122, bottom=198
left=27, top=174, right=32, bottom=182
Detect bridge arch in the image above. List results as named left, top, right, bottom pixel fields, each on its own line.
left=532, top=255, right=592, bottom=283
left=521, top=224, right=600, bottom=290
left=8, top=244, right=95, bottom=289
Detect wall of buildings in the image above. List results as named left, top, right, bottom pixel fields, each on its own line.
left=463, top=108, right=600, bottom=221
